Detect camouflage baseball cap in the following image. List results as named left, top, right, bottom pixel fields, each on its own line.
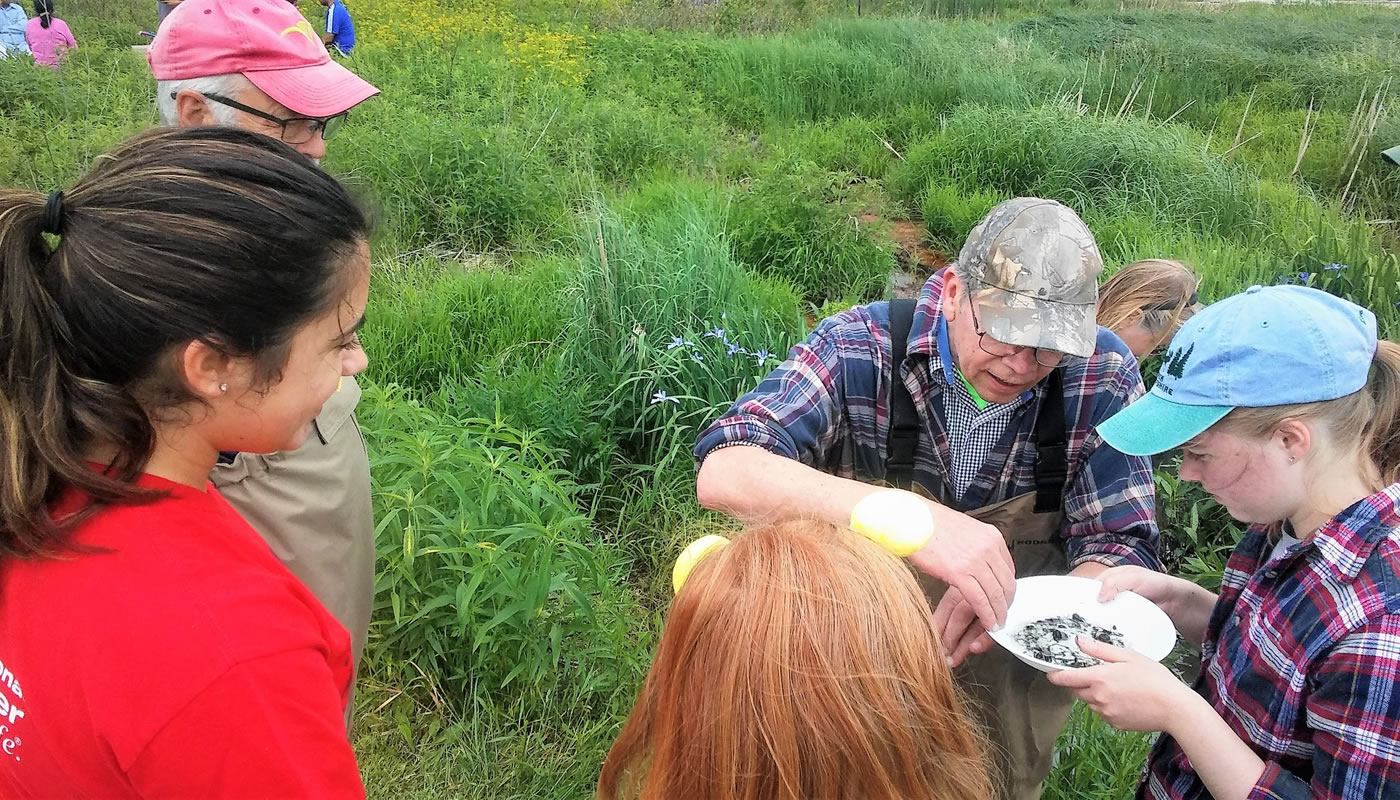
left=955, top=197, right=1103, bottom=358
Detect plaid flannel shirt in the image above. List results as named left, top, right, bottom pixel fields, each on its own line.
left=694, top=273, right=1161, bottom=570
left=1144, top=482, right=1400, bottom=800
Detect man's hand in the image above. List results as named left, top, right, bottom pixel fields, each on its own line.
left=907, top=503, right=1015, bottom=638
left=935, top=561, right=1107, bottom=667
left=932, top=587, right=994, bottom=667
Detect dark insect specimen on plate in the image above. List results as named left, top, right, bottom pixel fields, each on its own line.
left=1012, top=614, right=1125, bottom=668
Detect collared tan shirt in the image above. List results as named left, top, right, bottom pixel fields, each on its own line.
left=209, top=375, right=374, bottom=730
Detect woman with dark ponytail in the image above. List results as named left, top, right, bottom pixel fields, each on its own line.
left=0, top=126, right=372, bottom=797
left=24, top=0, right=75, bottom=68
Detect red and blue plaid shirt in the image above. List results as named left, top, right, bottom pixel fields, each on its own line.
left=1144, top=482, right=1400, bottom=800
left=694, top=273, right=1161, bottom=570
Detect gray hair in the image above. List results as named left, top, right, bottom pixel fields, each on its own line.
left=155, top=73, right=251, bottom=127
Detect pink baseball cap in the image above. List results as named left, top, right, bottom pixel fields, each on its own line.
left=148, top=0, right=379, bottom=118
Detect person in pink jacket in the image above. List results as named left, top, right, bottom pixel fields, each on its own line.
left=25, top=0, right=75, bottom=68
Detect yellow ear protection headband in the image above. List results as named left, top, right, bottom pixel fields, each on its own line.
left=671, top=534, right=731, bottom=594
left=671, top=491, right=935, bottom=594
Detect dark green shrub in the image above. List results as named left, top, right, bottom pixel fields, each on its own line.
left=727, top=157, right=895, bottom=305
left=359, top=383, right=638, bottom=714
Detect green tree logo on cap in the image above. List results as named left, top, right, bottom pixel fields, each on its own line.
left=1159, top=343, right=1195, bottom=393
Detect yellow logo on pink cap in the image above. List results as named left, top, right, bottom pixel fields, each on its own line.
left=280, top=19, right=318, bottom=46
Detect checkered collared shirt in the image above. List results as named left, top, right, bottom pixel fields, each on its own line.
left=934, top=317, right=1031, bottom=499
left=1143, top=482, right=1400, bottom=800
left=694, top=272, right=1161, bottom=570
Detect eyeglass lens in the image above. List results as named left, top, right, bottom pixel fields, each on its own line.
left=970, top=297, right=1067, bottom=368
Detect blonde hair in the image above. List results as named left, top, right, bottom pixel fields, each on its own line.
left=599, top=520, right=994, bottom=800
left=1097, top=259, right=1201, bottom=341
left=1217, top=341, right=1400, bottom=489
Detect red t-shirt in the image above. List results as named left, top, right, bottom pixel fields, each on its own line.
left=0, top=473, right=365, bottom=798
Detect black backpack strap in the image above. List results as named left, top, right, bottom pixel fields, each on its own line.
left=1032, top=368, right=1069, bottom=514
left=884, top=299, right=919, bottom=490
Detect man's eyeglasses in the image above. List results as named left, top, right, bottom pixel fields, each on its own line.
left=966, top=292, right=1073, bottom=369
left=179, top=92, right=348, bottom=144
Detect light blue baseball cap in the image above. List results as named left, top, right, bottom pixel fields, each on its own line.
left=1097, top=284, right=1379, bottom=456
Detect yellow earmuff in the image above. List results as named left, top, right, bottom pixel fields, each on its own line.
left=671, top=534, right=731, bottom=594
left=848, top=490, right=935, bottom=557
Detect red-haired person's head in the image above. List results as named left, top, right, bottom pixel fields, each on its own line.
left=599, top=519, right=994, bottom=800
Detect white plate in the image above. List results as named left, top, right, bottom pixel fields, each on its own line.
left=986, top=575, right=1178, bottom=673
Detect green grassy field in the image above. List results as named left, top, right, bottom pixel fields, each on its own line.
left=4, top=0, right=1400, bottom=796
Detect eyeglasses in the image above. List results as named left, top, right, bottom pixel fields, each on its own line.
left=180, top=92, right=348, bottom=144
left=966, top=292, right=1073, bottom=369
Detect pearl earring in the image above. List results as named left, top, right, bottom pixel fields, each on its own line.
left=1288, top=456, right=1297, bottom=464
left=219, top=383, right=228, bottom=393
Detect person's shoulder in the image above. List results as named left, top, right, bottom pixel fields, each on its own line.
left=29, top=489, right=327, bottom=654
left=802, top=303, right=887, bottom=363
left=1091, top=325, right=1136, bottom=367
left=1063, top=326, right=1138, bottom=390
left=2, top=490, right=339, bottom=737
left=812, top=301, right=880, bottom=339
left=1352, top=484, right=1400, bottom=612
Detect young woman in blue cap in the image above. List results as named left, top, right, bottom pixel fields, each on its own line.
left=1045, top=284, right=1400, bottom=800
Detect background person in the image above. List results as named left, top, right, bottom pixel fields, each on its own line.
left=599, top=520, right=994, bottom=800
left=694, top=197, right=1161, bottom=800
left=0, top=125, right=371, bottom=798
left=1051, top=285, right=1400, bottom=799
left=147, top=0, right=380, bottom=730
left=24, top=0, right=75, bottom=69
left=0, top=0, right=30, bottom=57
left=156, top=0, right=179, bottom=26
left=319, top=0, right=355, bottom=55
left=1096, top=258, right=1202, bottom=361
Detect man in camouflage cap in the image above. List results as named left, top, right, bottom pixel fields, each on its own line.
left=960, top=197, right=1102, bottom=358
left=694, top=197, right=1161, bottom=799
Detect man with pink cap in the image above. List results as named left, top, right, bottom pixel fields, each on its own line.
left=148, top=0, right=380, bottom=731
left=149, top=0, right=377, bottom=162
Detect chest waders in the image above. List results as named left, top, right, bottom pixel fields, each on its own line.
left=886, top=298, right=1075, bottom=800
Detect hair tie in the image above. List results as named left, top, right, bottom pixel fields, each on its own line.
left=41, top=191, right=66, bottom=236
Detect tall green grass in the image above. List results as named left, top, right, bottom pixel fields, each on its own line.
left=564, top=183, right=806, bottom=472
left=900, top=105, right=1400, bottom=331
left=727, top=155, right=897, bottom=305
left=363, top=254, right=567, bottom=392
